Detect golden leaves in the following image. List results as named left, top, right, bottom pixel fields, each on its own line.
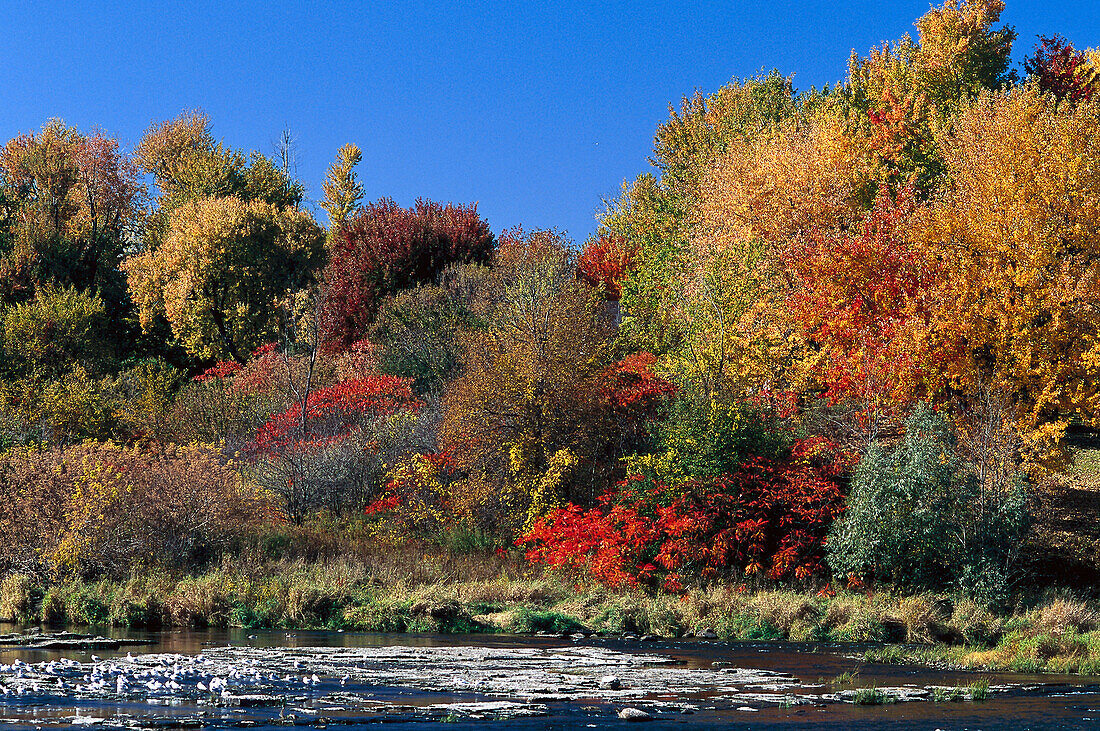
left=123, top=196, right=324, bottom=362
left=912, top=85, right=1100, bottom=467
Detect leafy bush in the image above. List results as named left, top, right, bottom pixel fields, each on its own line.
left=827, top=404, right=1030, bottom=601
left=506, top=607, right=586, bottom=634
left=245, top=376, right=427, bottom=522
left=627, top=395, right=795, bottom=488
left=521, top=437, right=847, bottom=591
left=365, top=450, right=461, bottom=536
left=1, top=285, right=110, bottom=378
left=0, top=443, right=262, bottom=579
left=369, top=284, right=475, bottom=396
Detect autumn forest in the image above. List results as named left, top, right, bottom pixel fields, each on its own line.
left=2, top=0, right=1100, bottom=661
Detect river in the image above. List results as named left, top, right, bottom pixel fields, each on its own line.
left=2, top=624, right=1099, bottom=729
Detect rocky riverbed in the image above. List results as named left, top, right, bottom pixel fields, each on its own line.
left=1, top=631, right=1099, bottom=728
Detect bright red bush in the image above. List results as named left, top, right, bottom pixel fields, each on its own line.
left=194, top=360, right=242, bottom=382
left=520, top=437, right=848, bottom=591
left=248, top=376, right=421, bottom=457
left=323, top=198, right=494, bottom=347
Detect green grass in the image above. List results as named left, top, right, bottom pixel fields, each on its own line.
left=853, top=687, right=894, bottom=705
left=865, top=627, right=1100, bottom=675
left=931, top=686, right=964, bottom=702
left=827, top=670, right=860, bottom=686
left=5, top=557, right=1100, bottom=681
left=967, top=678, right=990, bottom=701
left=1072, top=447, right=1100, bottom=477
left=505, top=607, right=586, bottom=634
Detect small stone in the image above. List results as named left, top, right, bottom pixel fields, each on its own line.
left=697, top=629, right=718, bottom=639
left=598, top=675, right=621, bottom=690
left=639, top=635, right=658, bottom=642
left=571, top=633, right=586, bottom=640
left=736, top=706, right=759, bottom=712
left=617, top=707, right=652, bottom=721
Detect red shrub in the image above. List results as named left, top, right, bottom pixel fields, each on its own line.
left=600, top=352, right=676, bottom=412
left=598, top=352, right=676, bottom=450
left=248, top=376, right=421, bottom=458
left=194, top=360, right=242, bottom=382
left=520, top=437, right=847, bottom=591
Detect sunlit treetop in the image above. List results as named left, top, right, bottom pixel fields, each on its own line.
left=134, top=111, right=304, bottom=214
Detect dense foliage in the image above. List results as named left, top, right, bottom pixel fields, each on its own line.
left=522, top=437, right=847, bottom=592
left=1, top=1, right=1098, bottom=608
left=827, top=406, right=1030, bottom=602
left=323, top=199, right=494, bottom=346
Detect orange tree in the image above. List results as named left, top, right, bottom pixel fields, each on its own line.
left=781, top=187, right=942, bottom=443
left=912, top=84, right=1100, bottom=471
left=0, top=120, right=145, bottom=307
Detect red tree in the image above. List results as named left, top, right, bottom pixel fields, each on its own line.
left=577, top=233, right=637, bottom=301
left=1025, top=35, right=1097, bottom=103
left=323, top=199, right=494, bottom=347
left=782, top=187, right=938, bottom=424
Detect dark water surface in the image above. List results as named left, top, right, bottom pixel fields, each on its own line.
left=2, top=623, right=1099, bottom=730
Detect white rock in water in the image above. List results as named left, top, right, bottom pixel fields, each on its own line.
left=617, top=707, right=652, bottom=721
left=599, top=674, right=621, bottom=690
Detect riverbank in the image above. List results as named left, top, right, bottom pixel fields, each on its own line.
left=3, top=557, right=1099, bottom=676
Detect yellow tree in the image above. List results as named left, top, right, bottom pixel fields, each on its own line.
left=604, top=73, right=799, bottom=356
left=914, top=85, right=1100, bottom=470
left=320, top=144, right=364, bottom=230
left=0, top=120, right=144, bottom=304
left=674, top=105, right=877, bottom=402
left=844, top=0, right=1016, bottom=192
left=439, top=229, right=617, bottom=532
left=124, top=196, right=324, bottom=363
left=135, top=112, right=303, bottom=212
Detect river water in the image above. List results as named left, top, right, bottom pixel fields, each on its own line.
left=2, top=624, right=1099, bottom=729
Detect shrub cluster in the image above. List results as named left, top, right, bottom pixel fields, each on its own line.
left=0, top=442, right=260, bottom=579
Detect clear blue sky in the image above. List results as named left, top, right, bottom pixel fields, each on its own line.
left=2, top=1, right=1098, bottom=242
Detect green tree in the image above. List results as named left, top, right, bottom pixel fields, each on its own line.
left=0, top=285, right=109, bottom=378
left=827, top=405, right=1029, bottom=601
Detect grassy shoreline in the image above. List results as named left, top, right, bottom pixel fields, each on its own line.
left=3, top=557, right=1099, bottom=675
